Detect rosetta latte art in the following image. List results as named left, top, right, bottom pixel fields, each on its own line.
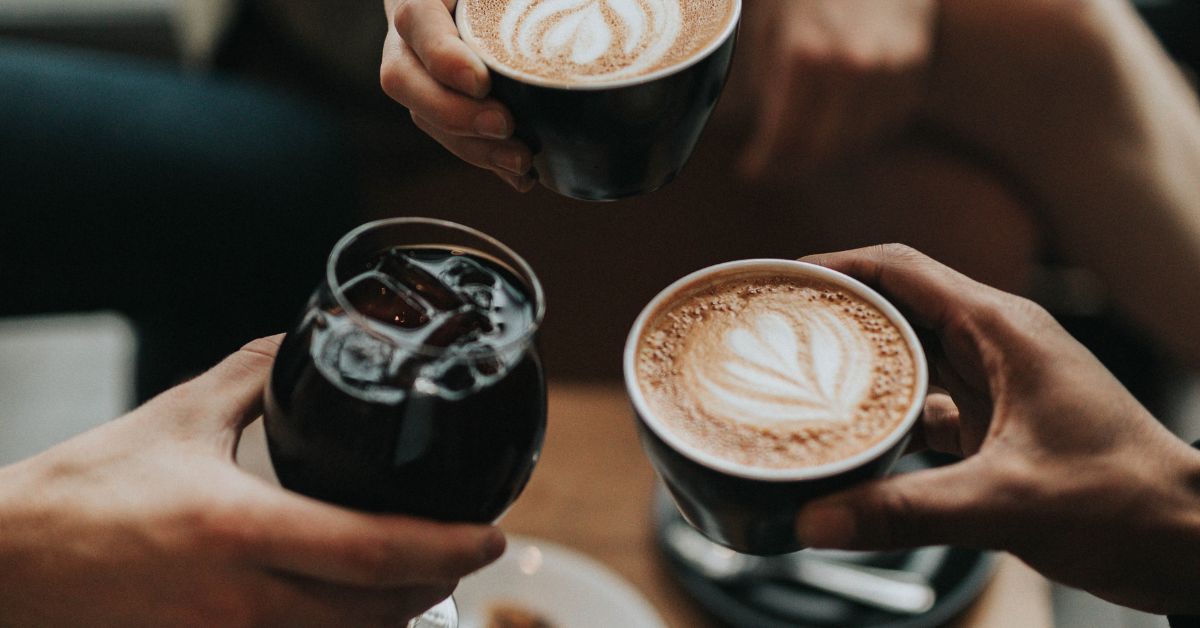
left=637, top=274, right=917, bottom=469
left=500, top=0, right=682, bottom=80
left=684, top=310, right=874, bottom=427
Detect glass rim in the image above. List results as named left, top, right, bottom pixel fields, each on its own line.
left=326, top=217, right=546, bottom=357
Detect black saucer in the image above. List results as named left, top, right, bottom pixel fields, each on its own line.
left=654, top=453, right=997, bottom=628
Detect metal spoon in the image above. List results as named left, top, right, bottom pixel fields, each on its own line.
left=663, top=521, right=938, bottom=615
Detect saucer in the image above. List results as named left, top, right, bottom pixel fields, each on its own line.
left=455, top=535, right=667, bottom=628
left=654, top=453, right=997, bottom=628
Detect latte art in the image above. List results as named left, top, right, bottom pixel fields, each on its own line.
left=636, top=273, right=917, bottom=470
left=687, top=309, right=874, bottom=427
left=502, top=0, right=681, bottom=80
left=461, top=0, right=735, bottom=83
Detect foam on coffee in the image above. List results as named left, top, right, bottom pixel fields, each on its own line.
left=636, top=272, right=917, bottom=470
left=460, top=0, right=735, bottom=84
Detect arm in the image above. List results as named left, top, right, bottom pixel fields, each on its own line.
left=734, top=0, right=937, bottom=180
left=0, top=336, right=504, bottom=626
left=925, top=0, right=1200, bottom=362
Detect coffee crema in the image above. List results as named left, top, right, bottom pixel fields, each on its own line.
left=636, top=273, right=917, bottom=470
left=460, top=0, right=735, bottom=84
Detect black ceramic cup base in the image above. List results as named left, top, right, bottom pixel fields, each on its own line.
left=653, top=453, right=997, bottom=628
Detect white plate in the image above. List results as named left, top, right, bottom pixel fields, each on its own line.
left=455, top=535, right=667, bottom=628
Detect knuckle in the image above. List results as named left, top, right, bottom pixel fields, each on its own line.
left=380, top=61, right=412, bottom=105
left=393, top=0, right=421, bottom=33
left=877, top=242, right=922, bottom=261
left=426, top=37, right=463, bottom=73
left=975, top=293, right=1054, bottom=346
left=187, top=499, right=256, bottom=554
left=347, top=539, right=397, bottom=586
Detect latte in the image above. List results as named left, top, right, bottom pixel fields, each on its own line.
left=459, top=0, right=737, bottom=84
left=635, top=270, right=917, bottom=470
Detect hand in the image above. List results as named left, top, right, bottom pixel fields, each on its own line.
left=380, top=0, right=535, bottom=192
left=793, top=244, right=1200, bottom=615
left=0, top=336, right=506, bottom=627
left=736, top=0, right=936, bottom=180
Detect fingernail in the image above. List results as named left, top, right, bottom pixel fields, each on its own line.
left=496, top=172, right=520, bottom=191
left=481, top=529, right=506, bottom=562
left=490, top=148, right=527, bottom=175
left=474, top=110, right=510, bottom=139
left=454, top=68, right=480, bottom=97
left=796, top=503, right=856, bottom=548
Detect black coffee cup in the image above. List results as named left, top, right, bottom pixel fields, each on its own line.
left=455, top=1, right=741, bottom=202
left=624, top=260, right=929, bottom=555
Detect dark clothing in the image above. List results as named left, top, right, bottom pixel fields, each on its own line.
left=0, top=40, right=355, bottom=399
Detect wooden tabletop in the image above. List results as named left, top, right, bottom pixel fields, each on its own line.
left=499, top=383, right=1053, bottom=628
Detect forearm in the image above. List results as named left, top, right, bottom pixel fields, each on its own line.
left=927, top=0, right=1200, bottom=362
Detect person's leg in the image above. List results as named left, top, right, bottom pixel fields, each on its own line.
left=0, top=40, right=357, bottom=399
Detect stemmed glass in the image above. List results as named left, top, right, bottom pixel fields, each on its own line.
left=263, top=217, right=547, bottom=627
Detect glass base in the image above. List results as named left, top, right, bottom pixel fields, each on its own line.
left=408, top=596, right=457, bottom=628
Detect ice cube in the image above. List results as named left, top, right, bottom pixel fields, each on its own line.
left=467, top=344, right=503, bottom=377
left=423, top=309, right=494, bottom=348
left=378, top=251, right=464, bottom=312
left=342, top=273, right=430, bottom=329
left=439, top=256, right=497, bottom=289
left=336, top=329, right=393, bottom=386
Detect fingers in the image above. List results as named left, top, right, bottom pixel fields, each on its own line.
left=796, top=457, right=1003, bottom=551
left=410, top=112, right=535, bottom=187
left=381, top=30, right=513, bottom=139
left=494, top=170, right=537, bottom=193
left=249, top=493, right=504, bottom=588
left=737, top=16, right=794, bottom=178
left=799, top=244, right=996, bottom=332
left=796, top=72, right=853, bottom=173
left=391, top=0, right=488, bottom=98
left=917, top=391, right=965, bottom=456
left=180, top=335, right=283, bottom=433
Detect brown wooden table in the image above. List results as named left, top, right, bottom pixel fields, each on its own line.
left=499, top=383, right=1053, bottom=628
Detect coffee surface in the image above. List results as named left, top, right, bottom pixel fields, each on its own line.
left=461, top=0, right=735, bottom=84
left=636, top=272, right=916, bottom=470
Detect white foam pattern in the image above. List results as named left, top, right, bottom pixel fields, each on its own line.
left=498, top=0, right=683, bottom=81
left=682, top=307, right=874, bottom=427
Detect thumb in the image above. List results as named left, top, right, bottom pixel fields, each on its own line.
left=186, top=334, right=284, bottom=432
left=795, top=458, right=1001, bottom=551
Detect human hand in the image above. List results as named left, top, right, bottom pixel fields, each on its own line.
left=736, top=0, right=936, bottom=180
left=793, top=245, right=1200, bottom=614
left=380, top=0, right=535, bottom=192
left=0, top=336, right=505, bottom=627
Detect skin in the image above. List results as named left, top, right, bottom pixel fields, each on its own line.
left=733, top=0, right=937, bottom=181
left=923, top=0, right=1200, bottom=364
left=379, top=0, right=1200, bottom=367
left=794, top=245, right=1200, bottom=615
left=378, top=0, right=937, bottom=188
left=380, top=0, right=535, bottom=192
left=0, top=336, right=505, bottom=627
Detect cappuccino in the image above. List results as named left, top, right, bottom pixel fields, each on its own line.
left=459, top=0, right=737, bottom=85
left=635, top=270, right=917, bottom=470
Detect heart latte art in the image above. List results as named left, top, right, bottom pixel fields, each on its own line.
left=460, top=0, right=735, bottom=83
left=636, top=274, right=917, bottom=469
